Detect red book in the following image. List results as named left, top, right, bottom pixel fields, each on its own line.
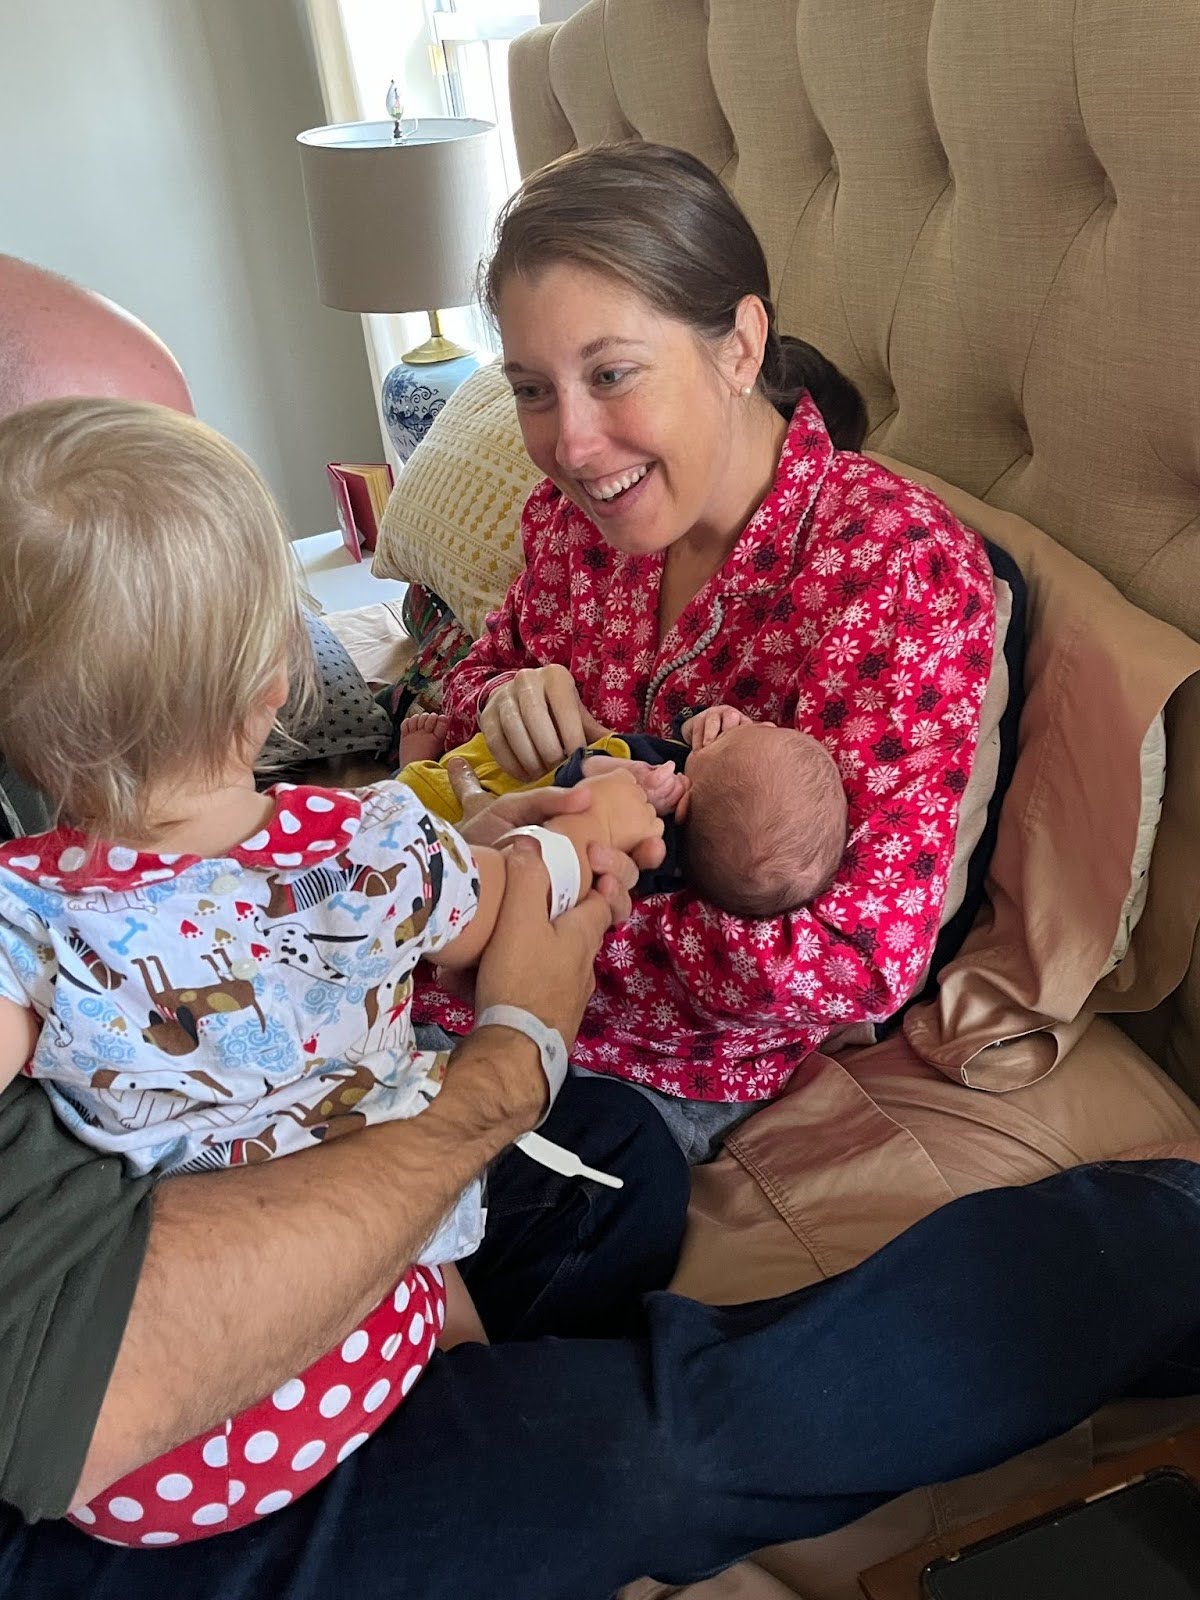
left=326, top=462, right=394, bottom=561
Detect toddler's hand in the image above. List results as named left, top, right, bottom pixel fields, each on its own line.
left=581, top=755, right=685, bottom=816
left=579, top=769, right=665, bottom=855
left=681, top=704, right=750, bottom=751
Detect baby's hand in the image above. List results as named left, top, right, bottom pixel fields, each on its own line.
left=682, top=704, right=750, bottom=751
left=578, top=769, right=665, bottom=855
left=581, top=755, right=686, bottom=816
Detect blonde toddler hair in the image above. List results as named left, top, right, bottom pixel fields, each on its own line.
left=0, top=397, right=315, bottom=840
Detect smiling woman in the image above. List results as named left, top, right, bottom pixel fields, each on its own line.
left=416, top=141, right=996, bottom=1129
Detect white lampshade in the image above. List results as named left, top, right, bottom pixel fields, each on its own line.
left=297, top=117, right=499, bottom=314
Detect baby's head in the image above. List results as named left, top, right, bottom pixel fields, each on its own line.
left=682, top=723, right=847, bottom=918
left=0, top=397, right=314, bottom=840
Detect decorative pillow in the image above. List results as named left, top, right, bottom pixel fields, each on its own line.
left=258, top=610, right=392, bottom=770
left=372, top=361, right=543, bottom=638
left=0, top=761, right=52, bottom=842
left=870, top=456, right=1200, bottom=1091
left=894, top=541, right=1026, bottom=1019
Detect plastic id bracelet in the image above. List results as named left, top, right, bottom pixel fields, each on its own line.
left=495, top=825, right=581, bottom=919
left=475, top=1005, right=623, bottom=1190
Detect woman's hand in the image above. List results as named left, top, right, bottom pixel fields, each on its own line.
left=480, top=664, right=609, bottom=780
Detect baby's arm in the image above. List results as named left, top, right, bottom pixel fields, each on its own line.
left=0, top=996, right=39, bottom=1095
left=434, top=769, right=662, bottom=971
left=681, top=704, right=755, bottom=750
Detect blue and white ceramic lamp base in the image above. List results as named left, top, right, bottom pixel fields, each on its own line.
left=382, top=353, right=482, bottom=462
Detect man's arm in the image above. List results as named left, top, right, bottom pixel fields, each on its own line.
left=74, top=834, right=623, bottom=1508
left=75, top=1029, right=539, bottom=1506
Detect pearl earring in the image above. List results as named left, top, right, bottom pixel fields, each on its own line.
left=741, top=384, right=754, bottom=398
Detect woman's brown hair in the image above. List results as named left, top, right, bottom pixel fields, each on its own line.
left=484, top=141, right=867, bottom=449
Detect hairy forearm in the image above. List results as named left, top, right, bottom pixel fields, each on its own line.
left=73, top=1030, right=536, bottom=1506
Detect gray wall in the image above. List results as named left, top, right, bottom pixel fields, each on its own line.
left=0, top=0, right=382, bottom=537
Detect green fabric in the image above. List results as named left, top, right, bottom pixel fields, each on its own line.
left=0, top=1076, right=153, bottom=1522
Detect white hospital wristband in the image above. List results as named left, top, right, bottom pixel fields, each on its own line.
left=496, top=824, right=582, bottom=919
left=475, top=1004, right=568, bottom=1125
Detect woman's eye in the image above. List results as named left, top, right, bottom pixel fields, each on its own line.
left=594, top=367, right=630, bottom=389
left=511, top=384, right=547, bottom=406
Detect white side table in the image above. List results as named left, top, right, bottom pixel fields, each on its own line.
left=292, top=531, right=409, bottom=615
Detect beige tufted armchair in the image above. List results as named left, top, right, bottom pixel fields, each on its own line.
left=507, top=2, right=1200, bottom=1595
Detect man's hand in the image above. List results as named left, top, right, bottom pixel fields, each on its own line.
left=450, top=840, right=617, bottom=1129
left=448, top=758, right=664, bottom=922
left=449, top=757, right=592, bottom=842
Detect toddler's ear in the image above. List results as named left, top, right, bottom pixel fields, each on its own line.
left=264, top=661, right=290, bottom=713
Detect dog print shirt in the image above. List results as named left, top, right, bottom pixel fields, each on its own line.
left=0, top=780, right=482, bottom=1262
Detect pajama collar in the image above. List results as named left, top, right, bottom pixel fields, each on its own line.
left=0, top=785, right=363, bottom=894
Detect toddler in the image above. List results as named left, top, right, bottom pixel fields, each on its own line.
left=400, top=705, right=848, bottom=919
left=0, top=398, right=660, bottom=1545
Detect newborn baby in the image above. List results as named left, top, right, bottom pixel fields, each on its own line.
left=399, top=705, right=847, bottom=918
left=565, top=706, right=847, bottom=917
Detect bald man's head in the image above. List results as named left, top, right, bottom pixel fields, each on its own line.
left=0, top=255, right=193, bottom=418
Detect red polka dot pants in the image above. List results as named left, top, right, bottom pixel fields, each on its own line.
left=71, top=1265, right=446, bottom=1546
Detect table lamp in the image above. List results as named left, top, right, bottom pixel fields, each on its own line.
left=297, top=105, right=499, bottom=462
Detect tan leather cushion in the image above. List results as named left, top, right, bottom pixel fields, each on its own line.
left=371, top=362, right=541, bottom=639
left=870, top=457, right=1200, bottom=1091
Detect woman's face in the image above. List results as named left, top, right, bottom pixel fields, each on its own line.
left=497, top=262, right=749, bottom=557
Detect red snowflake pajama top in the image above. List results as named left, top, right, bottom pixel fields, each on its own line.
left=418, top=396, right=996, bottom=1102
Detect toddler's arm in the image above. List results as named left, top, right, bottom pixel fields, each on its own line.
left=434, top=769, right=662, bottom=971
left=0, top=996, right=39, bottom=1094
left=581, top=753, right=689, bottom=817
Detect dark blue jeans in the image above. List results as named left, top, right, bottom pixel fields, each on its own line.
left=5, top=1150, right=1200, bottom=1600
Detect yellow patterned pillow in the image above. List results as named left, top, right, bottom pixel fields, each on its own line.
left=371, top=360, right=540, bottom=638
